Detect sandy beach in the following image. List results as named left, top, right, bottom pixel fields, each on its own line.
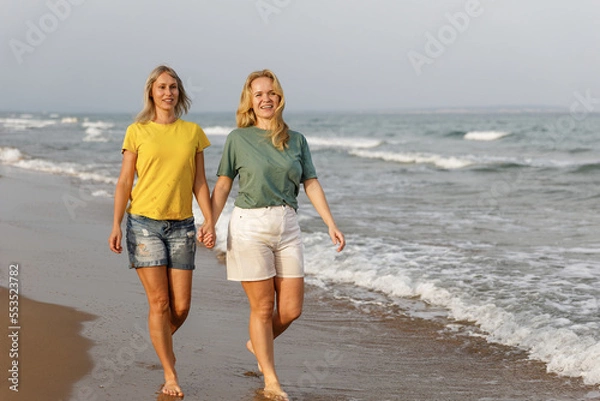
left=1, top=164, right=599, bottom=401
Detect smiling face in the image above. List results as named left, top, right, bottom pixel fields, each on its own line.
left=250, top=76, right=280, bottom=128
left=151, top=72, right=179, bottom=113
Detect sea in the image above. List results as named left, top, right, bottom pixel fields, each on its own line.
left=1, top=110, right=599, bottom=387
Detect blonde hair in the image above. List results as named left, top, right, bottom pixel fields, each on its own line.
left=135, top=65, right=191, bottom=123
left=236, top=69, right=289, bottom=150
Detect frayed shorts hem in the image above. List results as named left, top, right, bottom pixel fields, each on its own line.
left=129, top=262, right=195, bottom=271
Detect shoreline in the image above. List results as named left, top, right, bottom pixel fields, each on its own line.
left=0, top=287, right=95, bottom=401
left=1, top=165, right=599, bottom=400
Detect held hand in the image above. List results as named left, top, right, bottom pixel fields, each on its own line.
left=197, top=224, right=216, bottom=249
left=196, top=226, right=206, bottom=244
left=329, top=226, right=346, bottom=252
left=108, top=227, right=123, bottom=254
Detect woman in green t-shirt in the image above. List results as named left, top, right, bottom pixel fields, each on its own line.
left=211, top=69, right=346, bottom=400
left=109, top=65, right=215, bottom=398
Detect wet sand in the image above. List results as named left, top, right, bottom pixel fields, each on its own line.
left=1, top=165, right=599, bottom=400
left=0, top=287, right=95, bottom=401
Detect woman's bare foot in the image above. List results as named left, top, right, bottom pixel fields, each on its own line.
left=263, top=385, right=289, bottom=401
left=158, top=379, right=184, bottom=398
left=246, top=339, right=263, bottom=373
left=262, top=375, right=288, bottom=400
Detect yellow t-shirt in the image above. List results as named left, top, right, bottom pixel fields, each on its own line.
left=122, top=119, right=210, bottom=220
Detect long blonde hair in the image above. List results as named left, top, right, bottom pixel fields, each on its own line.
left=236, top=69, right=289, bottom=150
left=135, top=65, right=191, bottom=123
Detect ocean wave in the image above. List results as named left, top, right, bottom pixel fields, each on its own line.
left=307, top=136, right=382, bottom=149
left=350, top=149, right=599, bottom=172
left=0, top=117, right=57, bottom=130
left=0, top=146, right=116, bottom=184
left=0, top=147, right=24, bottom=163
left=471, top=162, right=527, bottom=172
left=83, top=127, right=109, bottom=142
left=82, top=120, right=114, bottom=142
left=91, top=189, right=112, bottom=198
left=571, top=162, right=600, bottom=174
left=464, top=131, right=511, bottom=141
left=349, top=149, right=473, bottom=169
left=82, top=120, right=115, bottom=130
left=568, top=147, right=593, bottom=154
left=302, top=232, right=600, bottom=386
left=203, top=125, right=234, bottom=136
left=445, top=130, right=467, bottom=138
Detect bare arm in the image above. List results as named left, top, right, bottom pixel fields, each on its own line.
left=193, top=151, right=215, bottom=248
left=211, top=175, right=233, bottom=225
left=303, top=178, right=346, bottom=252
left=108, top=150, right=136, bottom=253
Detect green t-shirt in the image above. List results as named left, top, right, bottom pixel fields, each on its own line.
left=217, top=126, right=317, bottom=210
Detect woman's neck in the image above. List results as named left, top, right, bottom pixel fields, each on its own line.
left=153, top=109, right=177, bottom=125
left=255, top=117, right=272, bottom=130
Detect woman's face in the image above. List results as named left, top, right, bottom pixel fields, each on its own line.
left=152, top=72, right=179, bottom=113
left=251, top=77, right=280, bottom=121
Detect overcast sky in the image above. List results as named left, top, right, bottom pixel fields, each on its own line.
left=2, top=0, right=599, bottom=113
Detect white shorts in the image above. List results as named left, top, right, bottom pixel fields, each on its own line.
left=226, top=205, right=304, bottom=281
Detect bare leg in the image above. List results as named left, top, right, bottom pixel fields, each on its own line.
left=242, top=279, right=288, bottom=400
left=137, top=266, right=191, bottom=397
left=167, top=268, right=193, bottom=334
left=272, top=277, right=303, bottom=339
left=246, top=277, right=304, bottom=373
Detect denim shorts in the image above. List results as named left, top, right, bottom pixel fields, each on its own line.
left=226, top=205, right=304, bottom=281
left=126, top=214, right=197, bottom=270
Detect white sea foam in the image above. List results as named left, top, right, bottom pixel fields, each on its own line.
left=203, top=125, right=234, bottom=136
left=0, top=117, right=57, bottom=130
left=82, top=120, right=115, bottom=130
left=83, top=127, right=109, bottom=142
left=302, top=232, right=600, bottom=386
left=61, top=117, right=78, bottom=124
left=554, top=247, right=600, bottom=254
left=91, top=189, right=112, bottom=198
left=0, top=147, right=24, bottom=163
left=307, top=136, right=382, bottom=149
left=0, top=147, right=117, bottom=184
left=464, top=131, right=511, bottom=141
left=82, top=120, right=114, bottom=142
left=349, top=149, right=473, bottom=169
left=14, top=159, right=117, bottom=184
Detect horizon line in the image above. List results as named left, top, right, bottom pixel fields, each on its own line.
left=0, top=104, right=592, bottom=116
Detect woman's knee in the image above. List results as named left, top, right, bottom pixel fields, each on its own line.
left=279, top=304, right=302, bottom=324
left=251, top=299, right=276, bottom=323
left=172, top=303, right=190, bottom=321
left=147, top=293, right=171, bottom=314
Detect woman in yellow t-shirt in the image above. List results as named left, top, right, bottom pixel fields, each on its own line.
left=108, top=65, right=215, bottom=397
